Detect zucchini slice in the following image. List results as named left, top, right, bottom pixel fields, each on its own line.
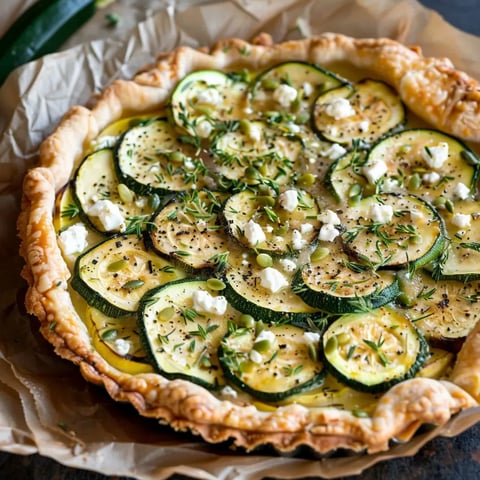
left=223, top=249, right=320, bottom=323
left=148, top=190, right=230, bottom=271
left=115, top=118, right=208, bottom=195
left=219, top=322, right=326, bottom=401
left=398, top=270, right=480, bottom=350
left=71, top=234, right=185, bottom=317
left=365, top=129, right=479, bottom=202
left=222, top=189, right=320, bottom=254
left=341, top=193, right=445, bottom=269
left=435, top=200, right=480, bottom=280
left=322, top=307, right=428, bottom=393
left=170, top=70, right=248, bottom=136
left=138, top=278, right=237, bottom=389
left=84, top=307, right=154, bottom=375
left=54, top=182, right=81, bottom=232
left=292, top=241, right=399, bottom=314
left=312, top=79, right=405, bottom=146
left=211, top=120, right=301, bottom=184
left=250, top=61, right=343, bottom=119
left=74, top=149, right=153, bottom=234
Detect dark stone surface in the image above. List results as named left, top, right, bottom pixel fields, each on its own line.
left=3, top=0, right=480, bottom=479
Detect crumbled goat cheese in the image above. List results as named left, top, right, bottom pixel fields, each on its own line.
left=249, top=349, right=263, bottom=364
left=259, top=267, right=289, bottom=293
left=255, top=330, right=276, bottom=344
left=279, top=189, right=298, bottom=212
left=248, top=122, right=263, bottom=142
left=325, top=97, right=355, bottom=120
left=279, top=258, right=297, bottom=272
left=192, top=289, right=227, bottom=315
left=454, top=182, right=471, bottom=200
left=321, top=143, right=347, bottom=160
left=421, top=142, right=449, bottom=169
left=272, top=83, right=298, bottom=107
left=318, top=223, right=340, bottom=242
left=300, top=223, right=314, bottom=234
left=244, top=220, right=266, bottom=246
left=196, top=87, right=221, bottom=105
left=114, top=339, right=131, bottom=356
left=362, top=159, right=387, bottom=184
left=452, top=213, right=471, bottom=229
left=59, top=223, right=89, bottom=255
left=368, top=203, right=394, bottom=224
left=88, top=200, right=125, bottom=232
left=422, top=171, right=441, bottom=185
left=303, top=331, right=321, bottom=343
left=220, top=386, right=238, bottom=398
left=196, top=120, right=213, bottom=138
left=292, top=229, right=307, bottom=250
left=382, top=177, right=400, bottom=193
left=318, top=209, right=341, bottom=225
left=358, top=120, right=370, bottom=132
left=302, top=82, right=313, bottom=97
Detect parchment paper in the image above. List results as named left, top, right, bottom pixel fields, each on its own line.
left=1, top=1, right=480, bottom=478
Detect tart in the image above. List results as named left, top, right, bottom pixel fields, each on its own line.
left=17, top=33, right=480, bottom=455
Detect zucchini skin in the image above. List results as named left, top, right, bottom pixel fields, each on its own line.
left=0, top=0, right=96, bottom=85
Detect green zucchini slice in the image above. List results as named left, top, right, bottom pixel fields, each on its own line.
left=211, top=120, right=301, bottom=184
left=219, top=322, right=326, bottom=401
left=434, top=200, right=480, bottom=280
left=74, top=149, right=153, bottom=233
left=223, top=249, right=320, bottom=323
left=322, top=307, right=428, bottom=393
left=398, top=270, right=480, bottom=350
left=85, top=306, right=153, bottom=375
left=170, top=69, right=248, bottom=137
left=292, top=241, right=399, bottom=314
left=341, top=193, right=445, bottom=269
left=312, top=79, right=405, bottom=146
left=138, top=278, right=237, bottom=389
left=148, top=190, right=230, bottom=271
left=364, top=129, right=479, bottom=202
left=115, top=118, right=208, bottom=195
left=71, top=234, right=186, bottom=317
left=250, top=61, right=343, bottom=119
left=222, top=189, right=320, bottom=254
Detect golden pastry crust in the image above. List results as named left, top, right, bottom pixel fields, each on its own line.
left=18, top=33, right=480, bottom=454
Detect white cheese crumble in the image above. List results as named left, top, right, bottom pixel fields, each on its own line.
left=248, top=122, right=263, bottom=142
left=362, top=159, right=387, bottom=184
left=114, top=338, right=131, bottom=356
left=192, top=289, right=227, bottom=315
left=255, top=330, right=276, bottom=344
left=196, top=120, right=213, bottom=138
left=358, top=120, right=370, bottom=132
left=325, top=97, right=355, bottom=120
left=279, top=258, right=297, bottom=272
left=382, top=177, right=400, bottom=193
left=454, top=182, right=471, bottom=200
left=318, top=223, right=340, bottom=242
left=244, top=220, right=266, bottom=246
left=368, top=203, right=394, bottom=224
left=183, top=158, right=196, bottom=170
left=279, top=189, right=298, bottom=212
left=196, top=87, right=221, bottom=106
left=292, top=229, right=307, bottom=250
left=318, top=209, right=341, bottom=225
left=249, top=349, right=263, bottom=364
left=272, top=83, right=298, bottom=107
left=452, top=213, right=471, bottom=229
left=421, top=142, right=449, bottom=169
left=59, top=223, right=89, bottom=255
left=321, top=143, right=347, bottom=160
left=259, top=267, right=289, bottom=293
left=422, top=171, right=441, bottom=185
left=303, top=331, right=321, bottom=343
left=302, top=82, right=313, bottom=97
left=220, top=385, right=238, bottom=399
left=88, top=200, right=125, bottom=232
left=300, top=223, right=314, bottom=234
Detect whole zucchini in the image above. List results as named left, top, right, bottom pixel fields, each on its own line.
left=0, top=0, right=98, bottom=86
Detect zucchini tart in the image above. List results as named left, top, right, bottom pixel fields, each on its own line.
left=18, top=33, right=480, bottom=455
